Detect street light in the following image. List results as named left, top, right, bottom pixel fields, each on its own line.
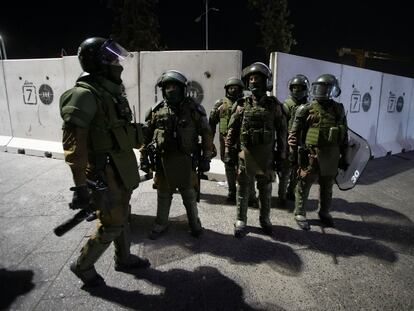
left=0, top=34, right=7, bottom=60
left=194, top=0, right=219, bottom=50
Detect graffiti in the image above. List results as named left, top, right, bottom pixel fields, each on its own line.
left=38, top=84, right=54, bottom=105
left=22, top=81, right=37, bottom=105
left=396, top=96, right=404, bottom=112
left=387, top=92, right=396, bottom=112
left=362, top=92, right=371, bottom=112
left=350, top=88, right=361, bottom=113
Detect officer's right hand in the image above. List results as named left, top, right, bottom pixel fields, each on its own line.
left=287, top=133, right=297, bottom=147
left=140, top=158, right=151, bottom=173
left=69, top=185, right=90, bottom=210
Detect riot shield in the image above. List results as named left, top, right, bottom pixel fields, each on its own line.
left=335, top=128, right=372, bottom=190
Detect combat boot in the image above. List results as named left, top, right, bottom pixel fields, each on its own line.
left=234, top=220, right=247, bottom=238
left=114, top=255, right=151, bottom=272
left=149, top=223, right=169, bottom=240
left=190, top=218, right=204, bottom=238
left=259, top=217, right=273, bottom=235
left=226, top=192, right=236, bottom=203
left=70, top=261, right=105, bottom=287
left=318, top=211, right=334, bottom=227
left=295, top=214, right=310, bottom=231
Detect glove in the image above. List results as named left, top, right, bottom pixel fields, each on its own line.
left=211, top=144, right=218, bottom=158
left=223, top=147, right=238, bottom=166
left=338, top=156, right=349, bottom=171
left=140, top=157, right=151, bottom=173
left=69, top=185, right=90, bottom=210
left=199, top=157, right=211, bottom=172
left=287, top=133, right=297, bottom=147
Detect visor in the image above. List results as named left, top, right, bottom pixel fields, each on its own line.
left=101, top=40, right=133, bottom=66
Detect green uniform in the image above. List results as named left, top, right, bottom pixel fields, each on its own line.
left=226, top=95, right=287, bottom=227
left=290, top=99, right=348, bottom=217
left=142, top=97, right=213, bottom=234
left=209, top=97, right=256, bottom=200
left=278, top=96, right=307, bottom=201
left=60, top=74, right=143, bottom=277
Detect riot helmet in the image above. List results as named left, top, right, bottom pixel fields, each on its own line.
left=288, top=74, right=310, bottom=101
left=224, top=77, right=244, bottom=100
left=78, top=37, right=133, bottom=83
left=311, top=74, right=341, bottom=101
left=157, top=70, right=187, bottom=105
left=242, top=62, right=273, bottom=96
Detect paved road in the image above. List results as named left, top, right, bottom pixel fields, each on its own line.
left=0, top=151, right=413, bottom=310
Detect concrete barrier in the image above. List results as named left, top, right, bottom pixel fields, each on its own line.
left=376, top=73, right=413, bottom=156
left=0, top=61, right=12, bottom=151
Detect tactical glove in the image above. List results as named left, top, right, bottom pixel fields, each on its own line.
left=287, top=133, right=297, bottom=147
left=199, top=157, right=211, bottom=172
left=338, top=156, right=349, bottom=171
left=69, top=185, right=90, bottom=210
left=223, top=147, right=238, bottom=166
left=140, top=157, right=151, bottom=173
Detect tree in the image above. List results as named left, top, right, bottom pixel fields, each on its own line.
left=110, top=0, right=163, bottom=51
left=247, top=0, right=296, bottom=55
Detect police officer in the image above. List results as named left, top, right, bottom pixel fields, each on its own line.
left=225, top=62, right=287, bottom=238
left=140, top=70, right=214, bottom=239
left=208, top=77, right=258, bottom=205
left=288, top=74, right=349, bottom=230
left=60, top=37, right=150, bottom=287
left=278, top=74, right=310, bottom=206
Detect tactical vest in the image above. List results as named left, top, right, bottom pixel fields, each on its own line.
left=240, top=97, right=276, bottom=147
left=218, top=97, right=234, bottom=135
left=305, top=101, right=346, bottom=147
left=152, top=98, right=200, bottom=155
left=70, top=80, right=141, bottom=190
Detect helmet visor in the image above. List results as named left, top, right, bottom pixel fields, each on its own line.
left=311, top=83, right=332, bottom=99
left=101, top=40, right=133, bottom=66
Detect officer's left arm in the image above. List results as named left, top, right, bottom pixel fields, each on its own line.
left=196, top=104, right=214, bottom=160
left=274, top=101, right=288, bottom=161
left=338, top=103, right=349, bottom=153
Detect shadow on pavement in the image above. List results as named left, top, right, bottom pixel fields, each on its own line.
left=130, top=214, right=303, bottom=275
left=85, top=266, right=271, bottom=311
left=0, top=268, right=35, bottom=309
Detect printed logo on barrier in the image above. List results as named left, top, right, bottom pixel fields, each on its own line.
left=187, top=80, right=204, bottom=104
left=350, top=88, right=361, bottom=113
left=38, top=84, right=54, bottom=105
left=22, top=81, right=37, bottom=105
left=387, top=92, right=396, bottom=112
left=362, top=92, right=371, bottom=112
left=396, top=96, right=404, bottom=112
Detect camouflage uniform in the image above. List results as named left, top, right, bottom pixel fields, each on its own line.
left=141, top=70, right=214, bottom=239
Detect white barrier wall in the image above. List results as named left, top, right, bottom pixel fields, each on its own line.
left=4, top=58, right=66, bottom=157
left=139, top=50, right=242, bottom=122
left=0, top=61, right=12, bottom=150
left=340, top=66, right=384, bottom=157
left=270, top=52, right=342, bottom=102
left=376, top=73, right=413, bottom=156
left=406, top=80, right=414, bottom=149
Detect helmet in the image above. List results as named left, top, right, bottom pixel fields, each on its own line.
left=157, top=70, right=187, bottom=88
left=241, top=62, right=273, bottom=91
left=288, top=74, right=310, bottom=100
left=78, top=37, right=133, bottom=74
left=311, top=74, right=341, bottom=100
left=224, top=77, right=245, bottom=90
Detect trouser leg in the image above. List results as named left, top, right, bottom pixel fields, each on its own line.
left=180, top=187, right=202, bottom=232
left=319, top=175, right=334, bottom=215
left=225, top=163, right=237, bottom=197
left=154, top=189, right=173, bottom=229
left=236, top=169, right=251, bottom=223
left=256, top=175, right=272, bottom=222
left=294, top=173, right=317, bottom=217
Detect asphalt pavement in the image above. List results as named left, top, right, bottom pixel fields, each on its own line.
left=0, top=150, right=413, bottom=311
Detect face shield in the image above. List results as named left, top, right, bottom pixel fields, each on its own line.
left=100, top=40, right=133, bottom=67
left=311, top=83, right=338, bottom=100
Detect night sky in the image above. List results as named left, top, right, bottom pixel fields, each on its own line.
left=0, top=0, right=411, bottom=77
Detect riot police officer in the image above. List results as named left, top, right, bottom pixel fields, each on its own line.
left=278, top=74, right=310, bottom=206
left=60, top=37, right=150, bottom=287
left=225, top=62, right=287, bottom=238
left=209, top=77, right=258, bottom=205
left=140, top=70, right=214, bottom=239
left=288, top=74, right=349, bottom=230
